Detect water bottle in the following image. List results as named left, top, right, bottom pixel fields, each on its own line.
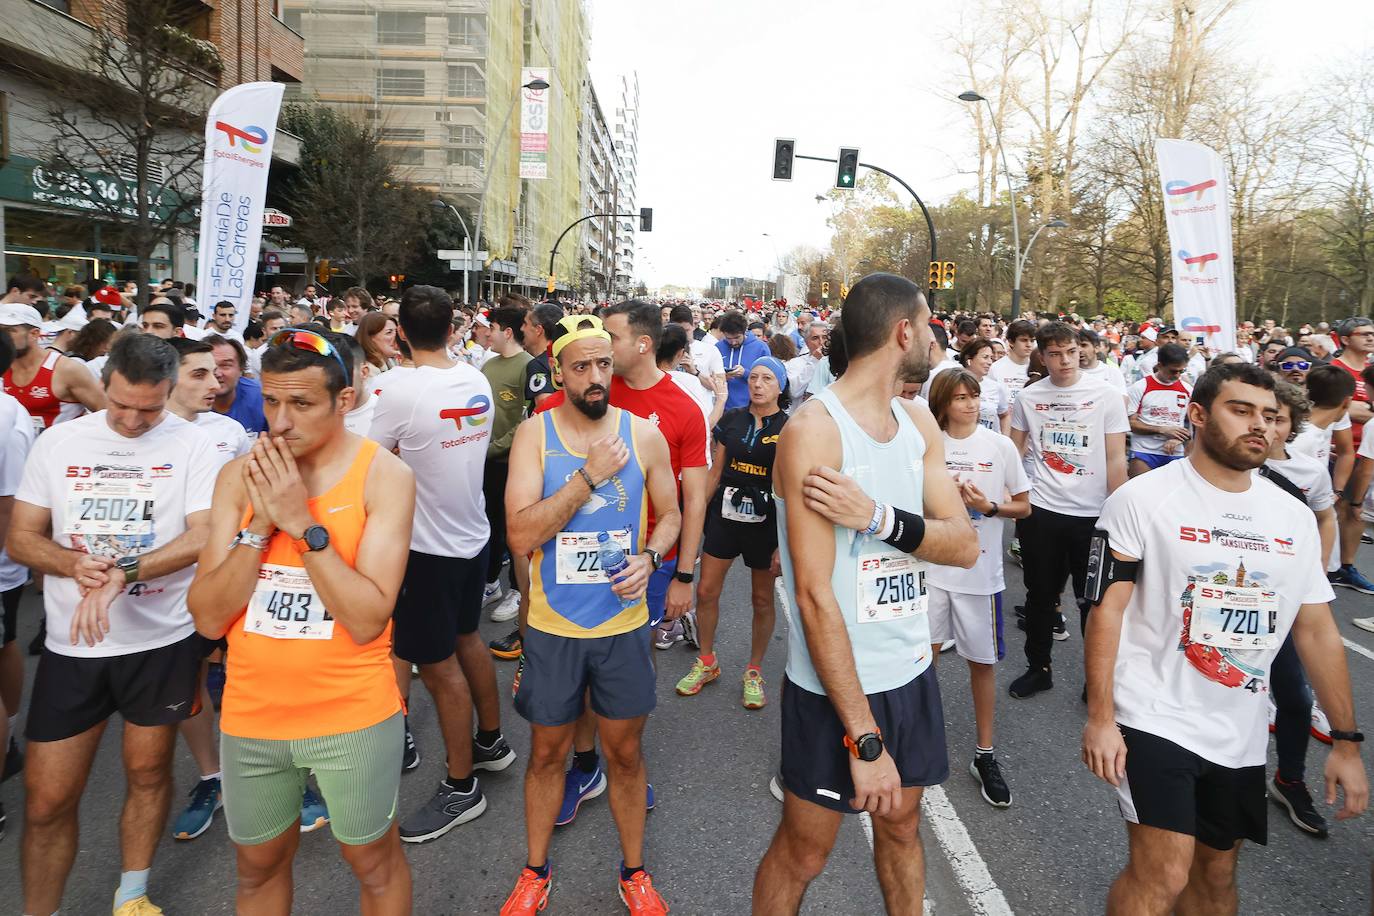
left=597, top=532, right=637, bottom=610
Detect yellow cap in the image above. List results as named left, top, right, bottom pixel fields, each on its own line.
left=550, top=314, right=612, bottom=360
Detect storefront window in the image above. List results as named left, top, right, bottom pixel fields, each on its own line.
left=4, top=206, right=170, bottom=287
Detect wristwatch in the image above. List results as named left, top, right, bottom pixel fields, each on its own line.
left=645, top=548, right=663, bottom=571
left=294, top=524, right=330, bottom=553
left=1329, top=729, right=1365, bottom=744
left=674, top=569, right=695, bottom=584
left=987, top=502, right=1000, bottom=518
left=116, top=555, right=140, bottom=585
left=844, top=730, right=884, bottom=762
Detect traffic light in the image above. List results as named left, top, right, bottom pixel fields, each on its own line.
left=942, top=261, right=957, bottom=289
left=927, top=261, right=941, bottom=290
left=316, top=259, right=330, bottom=285
left=388, top=273, right=405, bottom=288
left=821, top=281, right=830, bottom=299
left=840, top=283, right=849, bottom=301
left=835, top=147, right=859, bottom=190
left=639, top=207, right=653, bottom=232
left=772, top=138, right=795, bottom=181
left=547, top=275, right=556, bottom=294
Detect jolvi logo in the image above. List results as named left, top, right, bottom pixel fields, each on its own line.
left=215, top=121, right=269, bottom=154
left=1165, top=178, right=1217, bottom=201
left=439, top=394, right=491, bottom=429
left=1177, top=249, right=1219, bottom=273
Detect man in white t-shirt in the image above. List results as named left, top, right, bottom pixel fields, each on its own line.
left=670, top=304, right=725, bottom=409
left=784, top=320, right=828, bottom=411
left=369, top=285, right=514, bottom=844
left=1008, top=322, right=1128, bottom=700
left=1078, top=328, right=1126, bottom=395
left=988, top=319, right=1036, bottom=398
left=335, top=335, right=378, bottom=439
left=1082, top=362, right=1366, bottom=915
left=7, top=334, right=219, bottom=915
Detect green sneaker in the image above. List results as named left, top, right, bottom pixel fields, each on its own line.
left=742, top=669, right=766, bottom=709
left=675, top=657, right=721, bottom=696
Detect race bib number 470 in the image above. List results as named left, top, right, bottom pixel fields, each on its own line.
left=246, top=564, right=334, bottom=640
left=856, top=552, right=927, bottom=624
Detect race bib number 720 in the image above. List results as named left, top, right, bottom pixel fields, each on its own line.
left=1190, top=584, right=1278, bottom=650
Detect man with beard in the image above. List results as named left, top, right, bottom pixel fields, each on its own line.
left=1, top=303, right=106, bottom=435
left=499, top=315, right=681, bottom=915
left=1082, top=362, right=1367, bottom=916
left=752, top=273, right=978, bottom=914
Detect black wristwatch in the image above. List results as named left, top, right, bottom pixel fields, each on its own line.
left=296, top=524, right=330, bottom=553
left=987, top=502, right=1000, bottom=518
left=674, top=569, right=695, bottom=584
left=1330, top=729, right=1365, bottom=744
left=845, top=731, right=884, bottom=762
left=645, top=548, right=663, bottom=571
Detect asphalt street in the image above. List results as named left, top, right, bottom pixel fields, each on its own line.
left=0, top=538, right=1372, bottom=915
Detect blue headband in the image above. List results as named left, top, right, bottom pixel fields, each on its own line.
left=751, top=356, right=789, bottom=393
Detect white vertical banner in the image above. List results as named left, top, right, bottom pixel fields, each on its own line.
left=1155, top=138, right=1236, bottom=353
left=518, top=67, right=551, bottom=180
left=195, top=81, right=286, bottom=334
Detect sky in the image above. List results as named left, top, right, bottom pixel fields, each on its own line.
left=586, top=0, right=1374, bottom=292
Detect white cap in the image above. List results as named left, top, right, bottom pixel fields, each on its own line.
left=1140, top=326, right=1159, bottom=342
left=43, top=307, right=89, bottom=335
left=0, top=303, right=45, bottom=328
left=474, top=313, right=491, bottom=328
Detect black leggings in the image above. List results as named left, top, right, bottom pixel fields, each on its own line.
left=481, top=459, right=516, bottom=588
left=1269, top=634, right=1313, bottom=783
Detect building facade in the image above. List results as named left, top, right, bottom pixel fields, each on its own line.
left=609, top=71, right=638, bottom=293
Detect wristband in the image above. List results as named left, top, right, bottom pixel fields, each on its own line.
left=875, top=504, right=896, bottom=541
left=881, top=507, right=926, bottom=554
left=576, top=467, right=597, bottom=491
left=863, top=501, right=885, bottom=537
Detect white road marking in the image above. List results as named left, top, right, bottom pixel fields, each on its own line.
left=1343, top=636, right=1374, bottom=663
left=772, top=579, right=1004, bottom=915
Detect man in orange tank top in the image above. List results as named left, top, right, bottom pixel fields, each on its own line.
left=189, top=329, right=417, bottom=915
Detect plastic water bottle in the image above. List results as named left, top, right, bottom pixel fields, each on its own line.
left=597, top=532, right=637, bottom=610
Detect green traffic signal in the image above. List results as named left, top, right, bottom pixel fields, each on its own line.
left=836, top=147, right=859, bottom=190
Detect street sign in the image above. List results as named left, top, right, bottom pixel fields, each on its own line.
left=438, top=250, right=488, bottom=270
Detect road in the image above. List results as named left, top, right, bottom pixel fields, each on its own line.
left=1, top=539, right=1372, bottom=914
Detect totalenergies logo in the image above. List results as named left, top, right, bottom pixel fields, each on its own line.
left=1179, top=315, right=1222, bottom=334
left=215, top=121, right=269, bottom=154
left=439, top=394, right=491, bottom=429
left=1165, top=178, right=1216, bottom=201
left=1177, top=249, right=1219, bottom=273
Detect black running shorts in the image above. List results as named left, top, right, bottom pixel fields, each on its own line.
left=702, top=513, right=777, bottom=570
left=1115, top=724, right=1267, bottom=850
left=780, top=668, right=948, bottom=813
left=392, top=547, right=489, bottom=664
left=2, top=583, right=22, bottom=646
left=25, top=632, right=205, bottom=742
left=514, top=625, right=657, bottom=727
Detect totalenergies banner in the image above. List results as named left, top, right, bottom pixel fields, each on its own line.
left=195, top=82, right=285, bottom=334
left=518, top=68, right=550, bottom=180
left=1155, top=139, right=1236, bottom=353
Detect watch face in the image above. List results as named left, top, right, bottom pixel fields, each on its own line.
left=305, top=525, right=329, bottom=551
left=858, top=735, right=883, bottom=762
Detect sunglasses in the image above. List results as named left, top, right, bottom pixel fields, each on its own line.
left=269, top=327, right=349, bottom=377
left=1278, top=360, right=1311, bottom=372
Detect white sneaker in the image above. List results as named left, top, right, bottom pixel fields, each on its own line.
left=940, top=640, right=956, bottom=653
left=481, top=580, right=503, bottom=607
left=490, top=590, right=521, bottom=623
left=1353, top=617, right=1374, bottom=634
left=1311, top=701, right=1332, bottom=745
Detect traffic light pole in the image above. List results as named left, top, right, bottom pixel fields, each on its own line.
left=548, top=212, right=640, bottom=297
left=795, top=153, right=939, bottom=307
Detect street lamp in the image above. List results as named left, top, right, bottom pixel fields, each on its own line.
left=431, top=198, right=473, bottom=304
left=959, top=89, right=1024, bottom=318
left=472, top=75, right=550, bottom=302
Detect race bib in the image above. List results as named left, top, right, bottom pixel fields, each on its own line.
left=554, top=529, right=633, bottom=585
left=245, top=564, right=334, bottom=640
left=1190, top=584, right=1278, bottom=650
left=855, top=551, right=927, bottom=624
left=1041, top=420, right=1091, bottom=455
left=64, top=479, right=155, bottom=537
left=722, top=486, right=766, bottom=523
left=31, top=415, right=46, bottom=436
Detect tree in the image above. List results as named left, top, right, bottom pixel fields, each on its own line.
left=22, top=0, right=215, bottom=303
left=277, top=104, right=432, bottom=290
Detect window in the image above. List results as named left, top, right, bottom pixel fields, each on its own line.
left=448, top=14, right=486, bottom=47
left=389, top=147, right=424, bottom=166
left=377, top=12, right=426, bottom=45
left=282, top=8, right=302, bottom=31
left=382, top=127, right=425, bottom=142
left=447, top=66, right=484, bottom=98
left=377, top=69, right=425, bottom=97
left=447, top=149, right=483, bottom=168
left=448, top=125, right=482, bottom=146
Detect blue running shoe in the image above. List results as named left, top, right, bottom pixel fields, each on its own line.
left=646, top=782, right=655, bottom=811
left=172, top=777, right=222, bottom=840
left=555, top=765, right=606, bottom=826
left=300, top=785, right=329, bottom=833
left=1330, top=565, right=1374, bottom=595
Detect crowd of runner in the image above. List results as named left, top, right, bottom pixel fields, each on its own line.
left=0, top=269, right=1369, bottom=915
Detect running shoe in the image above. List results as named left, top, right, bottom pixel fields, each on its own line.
left=675, top=657, right=720, bottom=696
left=646, top=783, right=656, bottom=811
left=1329, top=565, right=1374, bottom=595
left=300, top=786, right=329, bottom=833
left=1362, top=531, right=1373, bottom=545
left=399, top=779, right=487, bottom=843
left=680, top=610, right=700, bottom=650
left=491, top=590, right=521, bottom=623
left=969, top=755, right=1012, bottom=808
left=1007, top=539, right=1022, bottom=566
left=1269, top=775, right=1328, bottom=838
left=556, top=764, right=606, bottom=826
left=1311, top=702, right=1332, bottom=745
left=618, top=869, right=669, bottom=915
left=1353, top=616, right=1374, bottom=634
left=112, top=895, right=163, bottom=915
left=482, top=580, right=503, bottom=607
left=500, top=867, right=552, bottom=915
left=939, top=640, right=956, bottom=653
left=474, top=733, right=518, bottom=771
left=403, top=721, right=420, bottom=773
left=769, top=774, right=784, bottom=803
left=490, top=629, right=523, bottom=660
left=742, top=668, right=766, bottom=709
left=1052, top=612, right=1069, bottom=641
left=1008, top=667, right=1053, bottom=699
left=652, top=619, right=684, bottom=651
left=172, top=777, right=222, bottom=840
left=1268, top=695, right=1277, bottom=734
left=2, top=736, right=23, bottom=782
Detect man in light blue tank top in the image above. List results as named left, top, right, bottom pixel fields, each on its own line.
left=753, top=274, right=978, bottom=915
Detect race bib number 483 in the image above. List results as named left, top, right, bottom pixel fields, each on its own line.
left=245, top=564, right=334, bottom=640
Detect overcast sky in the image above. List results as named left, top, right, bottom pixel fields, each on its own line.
left=587, top=0, right=1373, bottom=290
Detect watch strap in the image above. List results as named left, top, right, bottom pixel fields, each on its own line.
left=1330, top=729, right=1365, bottom=743
left=674, top=569, right=695, bottom=584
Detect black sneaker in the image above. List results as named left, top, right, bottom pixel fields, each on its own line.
left=1008, top=667, right=1053, bottom=699
left=399, top=779, right=487, bottom=844
left=969, top=755, right=1012, bottom=807
left=1270, top=776, right=1328, bottom=838
left=489, top=629, right=523, bottom=660
left=473, top=733, right=517, bottom=772
left=402, top=721, right=420, bottom=773
left=1052, top=613, right=1069, bottom=641
left=2, top=736, right=23, bottom=783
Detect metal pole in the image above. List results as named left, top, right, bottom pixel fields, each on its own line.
left=473, top=93, right=522, bottom=305
left=439, top=201, right=472, bottom=304
left=981, top=98, right=1021, bottom=319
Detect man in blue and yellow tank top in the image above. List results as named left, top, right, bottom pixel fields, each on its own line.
left=500, top=316, right=682, bottom=916
left=754, top=274, right=979, bottom=914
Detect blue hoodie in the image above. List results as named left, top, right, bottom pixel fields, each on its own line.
left=716, top=335, right=771, bottom=409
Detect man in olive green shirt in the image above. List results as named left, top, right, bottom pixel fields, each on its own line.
left=481, top=307, right=533, bottom=618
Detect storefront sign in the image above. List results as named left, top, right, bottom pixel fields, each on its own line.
left=0, top=155, right=186, bottom=222
left=263, top=208, right=292, bottom=228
